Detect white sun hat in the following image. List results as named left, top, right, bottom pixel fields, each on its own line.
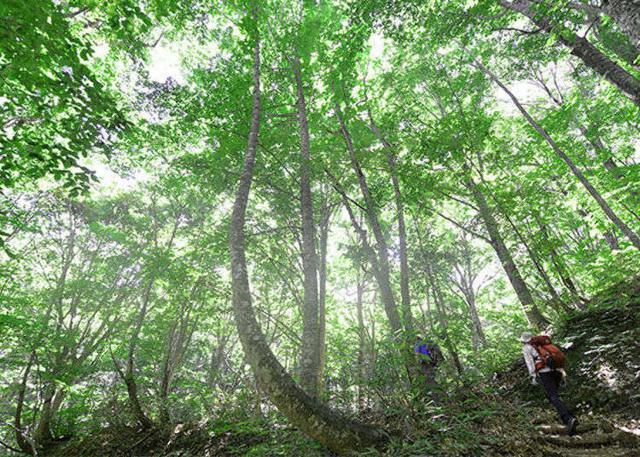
left=520, top=331, right=533, bottom=343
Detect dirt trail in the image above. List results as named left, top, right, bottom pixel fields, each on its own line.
left=536, top=419, right=640, bottom=456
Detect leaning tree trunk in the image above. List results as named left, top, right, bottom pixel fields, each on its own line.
left=476, top=60, right=640, bottom=250
left=490, top=195, right=566, bottom=310
left=292, top=55, right=322, bottom=397
left=228, top=24, right=388, bottom=454
left=466, top=175, right=549, bottom=329
left=499, top=0, right=640, bottom=106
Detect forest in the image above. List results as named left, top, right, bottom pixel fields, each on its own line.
left=1, top=0, right=640, bottom=456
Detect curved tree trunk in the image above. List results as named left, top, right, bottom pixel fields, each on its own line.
left=228, top=23, right=388, bottom=454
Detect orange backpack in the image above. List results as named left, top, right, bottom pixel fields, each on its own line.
left=529, top=335, right=566, bottom=371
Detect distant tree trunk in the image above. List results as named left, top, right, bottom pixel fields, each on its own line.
left=292, top=55, right=322, bottom=397
left=228, top=26, right=388, bottom=454
left=15, top=351, right=36, bottom=454
left=499, top=0, right=640, bottom=105
left=425, top=264, right=464, bottom=376
left=356, top=274, right=367, bottom=411
left=34, top=383, right=56, bottom=446
left=496, top=205, right=566, bottom=310
left=536, top=218, right=588, bottom=309
left=452, top=234, right=487, bottom=349
left=335, top=105, right=403, bottom=337
left=158, top=318, right=192, bottom=424
left=368, top=114, right=414, bottom=337
left=477, top=61, right=640, bottom=250
left=600, top=1, right=640, bottom=48
left=119, top=277, right=155, bottom=430
left=466, top=175, right=550, bottom=329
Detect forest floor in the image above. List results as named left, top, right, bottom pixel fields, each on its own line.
left=45, top=277, right=640, bottom=457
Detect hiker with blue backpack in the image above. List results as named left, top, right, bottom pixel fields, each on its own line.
left=414, top=335, right=442, bottom=386
left=521, top=332, right=578, bottom=435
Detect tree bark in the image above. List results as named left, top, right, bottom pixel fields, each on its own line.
left=426, top=264, right=464, bottom=376
left=356, top=274, right=367, bottom=411
left=292, top=55, right=322, bottom=397
left=536, top=218, right=587, bottom=309
left=120, top=277, right=155, bottom=430
left=368, top=114, right=414, bottom=337
left=601, top=0, right=640, bottom=48
left=476, top=59, right=640, bottom=250
left=500, top=0, right=640, bottom=106
left=466, top=175, right=549, bottom=329
left=335, top=105, right=403, bottom=336
left=452, top=234, right=487, bottom=349
left=317, top=202, right=331, bottom=394
left=228, top=25, right=388, bottom=454
left=15, top=351, right=36, bottom=454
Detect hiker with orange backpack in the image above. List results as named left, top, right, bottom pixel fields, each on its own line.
left=520, top=332, right=578, bottom=435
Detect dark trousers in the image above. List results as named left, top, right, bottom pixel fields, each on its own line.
left=539, top=371, right=574, bottom=424
left=419, top=361, right=438, bottom=386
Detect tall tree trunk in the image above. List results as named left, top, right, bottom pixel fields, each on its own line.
left=15, top=351, right=36, bottom=454
left=477, top=60, right=640, bottom=250
left=317, top=202, right=331, bottom=395
left=336, top=105, right=416, bottom=384
left=368, top=114, right=414, bottom=336
left=499, top=0, right=640, bottom=106
left=426, top=264, right=464, bottom=376
left=121, top=277, right=155, bottom=430
left=457, top=235, right=487, bottom=349
left=494, top=200, right=565, bottom=308
left=466, top=175, right=549, bottom=329
left=335, top=105, right=403, bottom=336
left=292, top=56, right=322, bottom=397
left=536, top=218, right=588, bottom=309
left=228, top=26, right=388, bottom=454
left=34, top=383, right=56, bottom=446
left=356, top=274, right=367, bottom=412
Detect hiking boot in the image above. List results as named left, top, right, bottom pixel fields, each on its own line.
left=566, top=417, right=578, bottom=436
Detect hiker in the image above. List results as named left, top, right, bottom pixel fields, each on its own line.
left=414, top=335, right=442, bottom=386
left=521, top=332, right=578, bottom=435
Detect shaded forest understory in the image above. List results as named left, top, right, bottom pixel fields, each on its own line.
left=30, top=278, right=640, bottom=456
left=3, top=0, right=640, bottom=456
